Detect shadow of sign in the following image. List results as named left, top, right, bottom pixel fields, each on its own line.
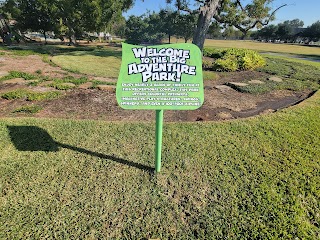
left=7, top=125, right=153, bottom=173
left=7, top=125, right=59, bottom=152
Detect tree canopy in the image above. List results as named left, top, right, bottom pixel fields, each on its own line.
left=166, top=0, right=287, bottom=50
left=253, top=18, right=320, bottom=43
left=0, top=0, right=133, bottom=44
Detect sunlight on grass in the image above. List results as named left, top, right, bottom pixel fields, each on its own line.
left=0, top=91, right=319, bottom=239
left=52, top=52, right=121, bottom=78
left=263, top=54, right=320, bottom=69
left=204, top=39, right=320, bottom=56
left=203, top=70, right=219, bottom=80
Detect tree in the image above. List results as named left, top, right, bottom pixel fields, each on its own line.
left=220, top=25, right=242, bottom=39
left=215, top=0, right=287, bottom=39
left=16, top=0, right=54, bottom=42
left=176, top=12, right=197, bottom=42
left=146, top=11, right=166, bottom=43
left=46, top=0, right=102, bottom=44
left=125, top=15, right=148, bottom=44
left=255, top=24, right=278, bottom=41
left=1, top=0, right=58, bottom=43
left=1, top=0, right=134, bottom=44
left=276, top=19, right=304, bottom=41
left=207, top=21, right=222, bottom=39
left=159, top=9, right=178, bottom=43
left=303, top=21, right=320, bottom=42
left=98, top=0, right=133, bottom=35
left=166, top=0, right=286, bottom=50
left=125, top=12, right=165, bottom=44
left=110, top=16, right=126, bottom=38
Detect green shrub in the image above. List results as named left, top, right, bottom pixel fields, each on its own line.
left=27, top=91, right=62, bottom=101
left=13, top=105, right=43, bottom=113
left=214, top=54, right=239, bottom=71
left=52, top=76, right=88, bottom=85
left=241, top=51, right=266, bottom=70
left=48, top=76, right=89, bottom=90
left=209, top=48, right=266, bottom=72
left=91, top=81, right=116, bottom=88
left=1, top=89, right=28, bottom=100
left=1, top=89, right=61, bottom=101
left=203, top=48, right=222, bottom=58
left=49, top=83, right=76, bottom=90
left=0, top=71, right=36, bottom=81
left=202, top=59, right=214, bottom=69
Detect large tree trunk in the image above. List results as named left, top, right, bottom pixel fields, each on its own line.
left=192, top=0, right=221, bottom=51
left=64, top=18, right=76, bottom=45
left=42, top=30, right=47, bottom=44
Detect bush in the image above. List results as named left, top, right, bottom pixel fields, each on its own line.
left=203, top=48, right=266, bottom=72
left=203, top=48, right=222, bottom=58
left=0, top=71, right=36, bottom=81
left=215, top=54, right=239, bottom=71
left=202, top=59, right=214, bottom=69
left=13, top=105, right=43, bottom=113
left=1, top=89, right=61, bottom=101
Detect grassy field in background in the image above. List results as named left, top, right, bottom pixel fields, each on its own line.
left=3, top=41, right=320, bottom=79
left=263, top=54, right=320, bottom=68
left=51, top=48, right=122, bottom=78
left=204, top=39, right=320, bottom=56
left=0, top=91, right=319, bottom=239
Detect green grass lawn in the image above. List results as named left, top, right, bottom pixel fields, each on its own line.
left=204, top=39, right=320, bottom=57
left=51, top=49, right=122, bottom=78
left=0, top=91, right=319, bottom=239
left=226, top=55, right=320, bottom=94
left=1, top=45, right=122, bottom=78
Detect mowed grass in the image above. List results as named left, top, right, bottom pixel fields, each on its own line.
left=1, top=45, right=122, bottom=78
left=227, top=55, right=320, bottom=94
left=51, top=49, right=122, bottom=78
left=0, top=92, right=319, bottom=239
left=204, top=39, right=320, bottom=57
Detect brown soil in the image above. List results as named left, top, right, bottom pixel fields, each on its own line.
left=0, top=51, right=312, bottom=122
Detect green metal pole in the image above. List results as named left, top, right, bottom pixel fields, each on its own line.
left=155, top=110, right=164, bottom=172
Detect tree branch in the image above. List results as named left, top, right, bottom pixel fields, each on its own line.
left=250, top=4, right=288, bottom=29
left=268, top=4, right=287, bottom=20
left=176, top=0, right=194, bottom=14
left=194, top=0, right=206, bottom=3
left=235, top=0, right=245, bottom=12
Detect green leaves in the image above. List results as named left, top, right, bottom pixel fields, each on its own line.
left=1, top=89, right=62, bottom=101
left=203, top=48, right=266, bottom=71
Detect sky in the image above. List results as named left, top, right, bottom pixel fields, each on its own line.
left=124, top=0, right=320, bottom=27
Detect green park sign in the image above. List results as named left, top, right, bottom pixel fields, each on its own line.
left=116, top=43, right=204, bottom=110
left=117, top=43, right=204, bottom=172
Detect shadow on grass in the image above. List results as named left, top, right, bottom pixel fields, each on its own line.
left=7, top=126, right=153, bottom=172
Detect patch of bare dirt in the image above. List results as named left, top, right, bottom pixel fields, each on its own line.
left=0, top=51, right=314, bottom=122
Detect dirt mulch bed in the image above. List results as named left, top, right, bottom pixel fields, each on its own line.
left=0, top=53, right=313, bottom=122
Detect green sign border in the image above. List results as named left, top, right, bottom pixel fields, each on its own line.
left=116, top=43, right=204, bottom=110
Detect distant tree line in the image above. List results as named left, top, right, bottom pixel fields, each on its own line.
left=252, top=19, right=320, bottom=43
left=125, top=0, right=288, bottom=49
left=124, top=10, right=197, bottom=44
left=0, top=0, right=133, bottom=44
left=2, top=0, right=288, bottom=50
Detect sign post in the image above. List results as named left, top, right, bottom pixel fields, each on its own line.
left=117, top=43, right=204, bottom=172
left=155, top=109, right=164, bottom=172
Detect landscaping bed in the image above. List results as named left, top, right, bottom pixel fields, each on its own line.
left=0, top=44, right=318, bottom=122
